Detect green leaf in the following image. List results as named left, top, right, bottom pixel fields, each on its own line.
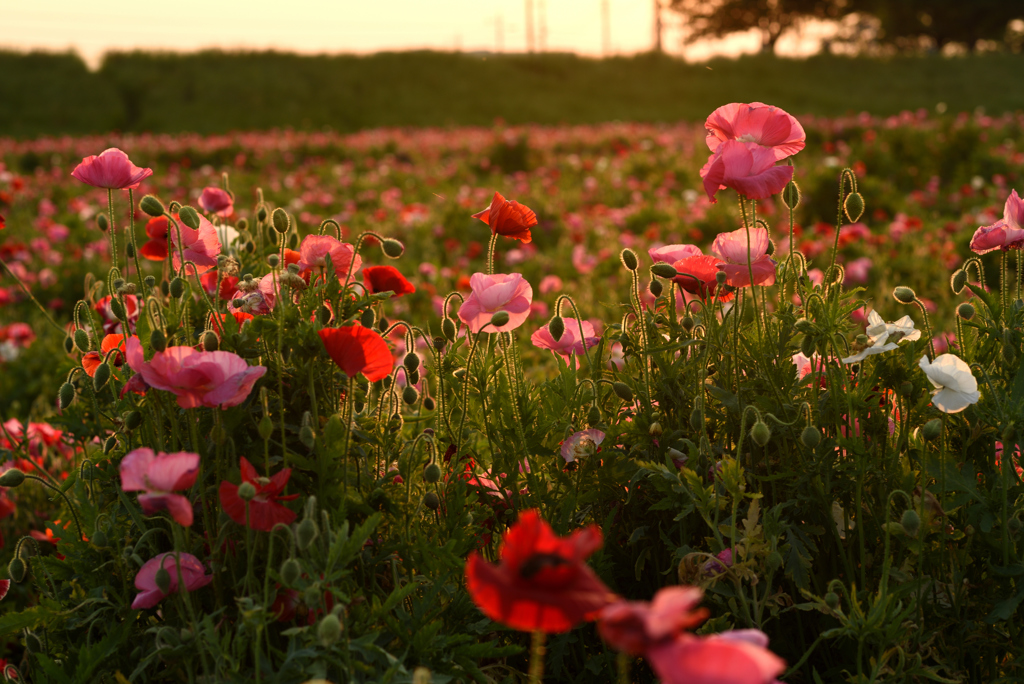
left=986, top=584, right=1024, bottom=623
left=0, top=605, right=52, bottom=637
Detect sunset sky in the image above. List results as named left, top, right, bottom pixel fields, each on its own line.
left=0, top=0, right=831, bottom=67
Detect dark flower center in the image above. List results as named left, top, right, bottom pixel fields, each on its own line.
left=519, top=552, right=569, bottom=579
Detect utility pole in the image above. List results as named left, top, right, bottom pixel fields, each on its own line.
left=538, top=0, right=548, bottom=51
left=493, top=13, right=504, bottom=52
left=653, top=0, right=663, bottom=53
left=525, top=0, right=535, bottom=53
left=601, top=0, right=611, bottom=56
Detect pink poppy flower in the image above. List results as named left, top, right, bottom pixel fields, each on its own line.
left=970, top=218, right=1024, bottom=255
left=170, top=213, right=221, bottom=274
left=120, top=448, right=199, bottom=526
left=228, top=273, right=278, bottom=316
left=649, top=244, right=702, bottom=265
left=198, top=187, right=234, bottom=217
left=598, top=586, right=709, bottom=655
left=71, top=148, right=153, bottom=190
left=647, top=631, right=786, bottom=684
left=711, top=226, right=776, bottom=287
left=297, top=235, right=361, bottom=279
left=559, top=429, right=605, bottom=464
left=539, top=275, right=563, bottom=295
left=125, top=336, right=266, bottom=409
left=458, top=273, right=534, bottom=334
left=132, top=552, right=213, bottom=609
left=700, top=140, right=794, bottom=204
left=1003, top=189, right=1024, bottom=231
left=843, top=257, right=873, bottom=286
left=95, top=294, right=140, bottom=334
left=704, top=102, right=806, bottom=161
left=531, top=319, right=600, bottom=367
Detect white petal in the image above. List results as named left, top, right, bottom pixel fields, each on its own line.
left=931, top=388, right=979, bottom=414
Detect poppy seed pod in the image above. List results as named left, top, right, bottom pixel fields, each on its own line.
left=271, top=208, right=290, bottom=234
left=922, top=418, right=943, bottom=442
left=382, top=238, right=405, bottom=258
left=403, top=386, right=419, bottom=406
left=649, top=279, right=664, bottom=297
left=317, top=614, right=342, bottom=647
left=144, top=275, right=156, bottom=288
left=169, top=277, right=186, bottom=299
left=893, top=286, right=916, bottom=304
left=950, top=269, right=967, bottom=293
left=296, top=518, right=319, bottom=551
left=155, top=566, right=172, bottom=594
left=650, top=262, right=678, bottom=279
left=140, top=194, right=165, bottom=217
left=620, top=248, right=639, bottom=271
left=150, top=329, right=167, bottom=352
left=267, top=254, right=280, bottom=268
left=800, top=425, right=821, bottom=448
left=280, top=558, right=301, bottom=586
left=97, top=214, right=109, bottom=232
left=8, top=557, right=26, bottom=583
left=0, top=469, right=26, bottom=487
left=178, top=206, right=201, bottom=230
left=957, top=302, right=975, bottom=320
left=423, top=492, right=441, bottom=510
left=548, top=316, right=565, bottom=342
left=901, top=509, right=921, bottom=537
left=424, top=463, right=442, bottom=483
left=74, top=329, right=91, bottom=352
left=612, top=382, right=633, bottom=402
left=432, top=336, right=446, bottom=352
left=751, top=421, right=771, bottom=447
left=92, top=363, right=111, bottom=391
left=843, top=192, right=865, bottom=223
left=489, top=311, right=510, bottom=328
left=782, top=180, right=801, bottom=209
left=59, top=381, right=76, bottom=409
left=715, top=270, right=728, bottom=284
left=441, top=318, right=457, bottom=342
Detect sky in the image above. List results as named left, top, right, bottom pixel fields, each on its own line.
left=0, top=0, right=832, bottom=68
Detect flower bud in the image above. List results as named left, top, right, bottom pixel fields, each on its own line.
left=97, top=214, right=109, bottom=232
left=650, top=262, right=678, bottom=279
left=922, top=418, right=942, bottom=442
left=766, top=549, right=783, bottom=571
left=0, top=469, right=26, bottom=487
left=587, top=404, right=601, bottom=427
left=202, top=331, right=219, bottom=352
left=297, top=518, right=319, bottom=550
left=800, top=425, right=821, bottom=449
left=24, top=631, right=43, bottom=653
left=92, top=362, right=111, bottom=391
left=957, top=302, right=975, bottom=320
left=382, top=238, right=405, bottom=258
left=950, top=269, right=967, bottom=294
left=413, top=667, right=433, bottom=684
left=150, top=329, right=167, bottom=352
left=109, top=298, right=126, bottom=321
left=257, top=206, right=268, bottom=222
left=63, top=335, right=75, bottom=354
left=126, top=242, right=136, bottom=259
left=168, top=201, right=182, bottom=213
left=1001, top=422, right=1016, bottom=445
left=893, top=286, right=916, bottom=304
left=751, top=421, right=771, bottom=447
left=441, top=318, right=457, bottom=342
left=782, top=180, right=801, bottom=209
left=489, top=311, right=510, bottom=328
left=237, top=482, right=258, bottom=501
left=715, top=270, right=727, bottom=285
left=124, top=410, right=143, bottom=430
left=403, top=386, right=419, bottom=405
left=403, top=352, right=420, bottom=372
left=901, top=509, right=921, bottom=537
left=423, top=492, right=441, bottom=510
left=1009, top=517, right=1022, bottom=534
left=794, top=318, right=814, bottom=335
left=612, top=382, right=633, bottom=402
left=280, top=558, right=301, bottom=586
left=681, top=315, right=694, bottom=332
left=843, top=192, right=865, bottom=223
left=899, top=381, right=914, bottom=397
left=824, top=591, right=840, bottom=610
left=271, top=208, right=290, bottom=234
left=178, top=206, right=201, bottom=230
left=317, top=614, right=342, bottom=647
left=649, top=279, right=663, bottom=297
left=299, top=425, right=316, bottom=449
left=689, top=407, right=703, bottom=431
left=59, top=382, right=76, bottom=410
left=423, top=397, right=435, bottom=410
left=620, top=248, right=639, bottom=271
left=649, top=421, right=663, bottom=437
left=140, top=194, right=165, bottom=217
left=258, top=415, right=274, bottom=440
left=103, top=434, right=118, bottom=453
left=155, top=566, right=172, bottom=594
left=765, top=239, right=775, bottom=257
left=7, top=557, right=26, bottom=583
left=169, top=277, right=186, bottom=299
left=548, top=316, right=565, bottom=342
left=424, top=463, right=442, bottom=483
left=378, top=316, right=390, bottom=332
left=74, top=329, right=91, bottom=353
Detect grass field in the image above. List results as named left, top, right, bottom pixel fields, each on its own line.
left=2, top=49, right=1024, bottom=137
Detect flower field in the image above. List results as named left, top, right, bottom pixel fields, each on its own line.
left=0, top=106, right=1023, bottom=683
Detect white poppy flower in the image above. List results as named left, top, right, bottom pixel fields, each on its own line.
left=843, top=311, right=921, bottom=364
left=919, top=354, right=980, bottom=414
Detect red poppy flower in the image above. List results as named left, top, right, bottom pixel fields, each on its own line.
left=465, top=509, right=617, bottom=633
left=472, top=191, right=537, bottom=244
left=318, top=325, right=393, bottom=382
left=218, top=457, right=299, bottom=532
left=139, top=217, right=169, bottom=261
left=82, top=334, right=127, bottom=377
left=208, top=311, right=254, bottom=337
left=0, top=579, right=9, bottom=601
left=672, top=255, right=734, bottom=302
left=0, top=215, right=5, bottom=230
left=199, top=271, right=240, bottom=302
left=363, top=265, right=415, bottom=298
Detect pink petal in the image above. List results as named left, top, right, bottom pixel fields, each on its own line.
left=120, top=447, right=156, bottom=492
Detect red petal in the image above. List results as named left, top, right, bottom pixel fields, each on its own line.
left=318, top=326, right=393, bottom=382
left=219, top=481, right=246, bottom=526
left=239, top=457, right=258, bottom=484
left=0, top=578, right=10, bottom=601
left=363, top=265, right=416, bottom=298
